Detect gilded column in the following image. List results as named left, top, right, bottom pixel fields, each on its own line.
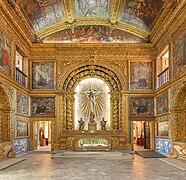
left=110, top=92, right=119, bottom=130
left=66, top=92, right=75, bottom=130
left=122, top=94, right=128, bottom=137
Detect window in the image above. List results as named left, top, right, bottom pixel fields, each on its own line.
left=15, top=48, right=28, bottom=88
left=156, top=46, right=169, bottom=88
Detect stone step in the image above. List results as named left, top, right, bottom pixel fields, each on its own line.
left=160, top=158, right=186, bottom=171
left=0, top=158, right=25, bottom=170
left=52, top=151, right=134, bottom=160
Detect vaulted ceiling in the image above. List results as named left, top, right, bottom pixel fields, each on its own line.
left=19, top=0, right=164, bottom=43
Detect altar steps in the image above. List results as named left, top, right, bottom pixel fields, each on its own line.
left=52, top=151, right=134, bottom=160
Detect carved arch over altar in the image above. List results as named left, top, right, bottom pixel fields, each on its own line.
left=60, top=65, right=123, bottom=130
left=62, top=65, right=122, bottom=92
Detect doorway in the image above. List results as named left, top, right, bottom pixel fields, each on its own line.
left=34, top=121, right=52, bottom=151
left=133, top=121, right=150, bottom=151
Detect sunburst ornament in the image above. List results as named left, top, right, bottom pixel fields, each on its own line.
left=79, top=85, right=106, bottom=117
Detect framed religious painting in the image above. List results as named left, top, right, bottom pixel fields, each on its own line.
left=129, top=97, right=154, bottom=117
left=173, top=32, right=186, bottom=76
left=16, top=91, right=29, bottom=116
left=0, top=32, right=11, bottom=76
left=32, top=62, right=55, bottom=90
left=156, top=93, right=168, bottom=115
left=157, top=121, right=169, bottom=137
left=16, top=120, right=29, bottom=138
left=31, top=97, right=55, bottom=117
left=130, top=62, right=152, bottom=90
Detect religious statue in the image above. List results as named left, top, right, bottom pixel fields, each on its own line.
left=84, top=88, right=101, bottom=113
left=90, top=111, right=95, bottom=123
left=100, top=118, right=107, bottom=130
left=78, top=118, right=85, bottom=130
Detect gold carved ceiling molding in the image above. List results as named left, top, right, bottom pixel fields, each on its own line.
left=151, top=0, right=186, bottom=47
left=62, top=0, right=74, bottom=23
left=0, top=0, right=35, bottom=45
left=109, top=0, right=122, bottom=24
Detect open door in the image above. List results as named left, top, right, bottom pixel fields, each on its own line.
left=144, top=122, right=150, bottom=149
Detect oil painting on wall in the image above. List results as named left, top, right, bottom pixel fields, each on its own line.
left=129, top=97, right=154, bottom=116
left=42, top=25, right=146, bottom=43
left=0, top=33, right=11, bottom=76
left=20, top=0, right=65, bottom=31
left=173, top=32, right=186, bottom=76
left=16, top=92, right=29, bottom=116
left=157, top=121, right=169, bottom=137
left=156, top=93, right=168, bottom=115
left=16, top=121, right=29, bottom=138
left=32, top=62, right=54, bottom=90
left=130, top=62, right=152, bottom=90
left=75, top=0, right=110, bottom=19
left=120, top=0, right=164, bottom=30
left=31, top=97, right=55, bottom=117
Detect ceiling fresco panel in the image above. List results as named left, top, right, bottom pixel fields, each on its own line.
left=75, top=0, right=110, bottom=19
left=41, top=25, right=146, bottom=43
left=20, top=0, right=65, bottom=31
left=120, top=0, right=164, bottom=30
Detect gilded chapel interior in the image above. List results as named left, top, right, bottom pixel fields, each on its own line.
left=0, top=0, right=186, bottom=179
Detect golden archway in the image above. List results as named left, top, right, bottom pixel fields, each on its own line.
left=60, top=65, right=123, bottom=130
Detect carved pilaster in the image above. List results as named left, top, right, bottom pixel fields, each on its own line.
left=66, top=93, right=75, bottom=130
left=110, top=92, right=120, bottom=130
left=122, top=95, right=128, bottom=137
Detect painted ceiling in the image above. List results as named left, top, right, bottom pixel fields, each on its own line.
left=19, top=0, right=164, bottom=42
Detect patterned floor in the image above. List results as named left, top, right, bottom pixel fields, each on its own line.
left=0, top=152, right=185, bottom=180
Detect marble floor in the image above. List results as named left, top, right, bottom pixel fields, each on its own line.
left=0, top=152, right=185, bottom=180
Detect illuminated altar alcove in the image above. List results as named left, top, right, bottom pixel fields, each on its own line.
left=75, top=78, right=110, bottom=130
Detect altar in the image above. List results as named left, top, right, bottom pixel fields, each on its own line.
left=55, top=72, right=132, bottom=152
left=59, top=130, right=132, bottom=151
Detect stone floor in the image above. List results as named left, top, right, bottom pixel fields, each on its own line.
left=0, top=152, right=185, bottom=180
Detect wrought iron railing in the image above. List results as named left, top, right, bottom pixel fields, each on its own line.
left=16, top=67, right=28, bottom=88
left=157, top=68, right=169, bottom=88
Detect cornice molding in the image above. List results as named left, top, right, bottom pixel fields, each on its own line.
left=0, top=1, right=33, bottom=47
left=151, top=0, right=186, bottom=47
